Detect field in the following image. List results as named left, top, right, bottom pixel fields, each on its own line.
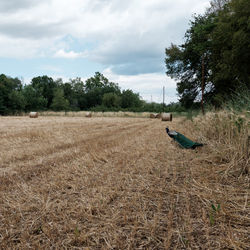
left=0, top=116, right=249, bottom=249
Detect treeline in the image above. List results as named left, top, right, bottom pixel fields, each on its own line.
left=165, top=0, right=250, bottom=108
left=0, top=72, right=182, bottom=115
left=0, top=72, right=137, bottom=115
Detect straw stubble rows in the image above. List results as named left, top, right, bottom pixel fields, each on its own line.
left=0, top=116, right=249, bottom=249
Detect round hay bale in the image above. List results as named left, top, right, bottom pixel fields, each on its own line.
left=150, top=113, right=157, bottom=118
left=156, top=113, right=162, bottom=119
left=85, top=112, right=92, bottom=117
left=29, top=112, right=38, bottom=118
left=161, top=113, right=172, bottom=121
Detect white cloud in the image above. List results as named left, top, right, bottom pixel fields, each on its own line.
left=54, top=49, right=86, bottom=59
left=0, top=0, right=210, bottom=62
left=102, top=68, right=178, bottom=103
left=0, top=0, right=42, bottom=13
left=0, top=35, right=45, bottom=58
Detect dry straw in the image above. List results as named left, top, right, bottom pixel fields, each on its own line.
left=39, top=111, right=151, bottom=118
left=161, top=113, right=172, bottom=121
left=156, top=113, right=162, bottom=118
left=29, top=112, right=38, bottom=118
left=150, top=113, right=157, bottom=118
left=85, top=112, right=92, bottom=117
left=0, top=114, right=249, bottom=249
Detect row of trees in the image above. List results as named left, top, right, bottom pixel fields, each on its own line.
left=165, top=0, right=250, bottom=108
left=0, top=72, right=145, bottom=115
left=0, top=72, right=186, bottom=115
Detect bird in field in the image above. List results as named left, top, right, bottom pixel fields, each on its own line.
left=166, top=127, right=203, bottom=149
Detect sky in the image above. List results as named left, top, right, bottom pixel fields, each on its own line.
left=0, top=0, right=210, bottom=103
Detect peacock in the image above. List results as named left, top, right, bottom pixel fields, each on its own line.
left=166, top=127, right=203, bottom=149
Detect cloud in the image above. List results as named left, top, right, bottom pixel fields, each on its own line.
left=0, top=0, right=42, bottom=13
left=77, top=0, right=210, bottom=74
left=102, top=68, right=178, bottom=103
left=107, top=58, right=165, bottom=76
left=0, top=0, right=210, bottom=56
left=0, top=35, right=42, bottom=58
left=54, top=49, right=86, bottom=59
left=0, top=21, right=63, bottom=39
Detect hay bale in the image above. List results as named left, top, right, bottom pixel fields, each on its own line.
left=156, top=113, right=162, bottom=118
left=85, top=112, right=92, bottom=117
left=29, top=112, right=38, bottom=118
left=161, top=113, right=172, bottom=121
left=150, top=113, right=157, bottom=118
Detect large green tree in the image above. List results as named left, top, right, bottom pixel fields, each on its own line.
left=121, top=90, right=142, bottom=109
left=22, top=85, right=47, bottom=111
left=85, top=72, right=120, bottom=94
left=0, top=74, right=25, bottom=115
left=85, top=72, right=121, bottom=108
left=165, top=0, right=250, bottom=108
left=31, top=75, right=57, bottom=108
left=70, top=78, right=87, bottom=110
left=102, top=92, right=121, bottom=108
left=51, top=89, right=69, bottom=111
left=210, top=0, right=250, bottom=102
left=165, top=13, right=216, bottom=108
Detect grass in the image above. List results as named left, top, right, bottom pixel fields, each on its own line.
left=38, top=110, right=190, bottom=119
left=0, top=113, right=249, bottom=249
left=193, top=110, right=249, bottom=175
left=38, top=111, right=153, bottom=118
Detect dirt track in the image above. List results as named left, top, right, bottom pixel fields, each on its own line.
left=0, top=116, right=249, bottom=249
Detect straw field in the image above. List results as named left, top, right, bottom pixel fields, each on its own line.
left=0, top=115, right=249, bottom=249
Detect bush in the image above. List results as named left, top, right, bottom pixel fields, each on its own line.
left=192, top=90, right=250, bottom=175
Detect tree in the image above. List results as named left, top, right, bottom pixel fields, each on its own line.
left=51, top=89, right=69, bottom=111
left=85, top=72, right=120, bottom=94
left=102, top=92, right=121, bottom=108
left=165, top=13, right=215, bottom=108
left=62, top=82, right=74, bottom=105
left=85, top=72, right=121, bottom=108
left=22, top=85, right=47, bottom=111
left=210, top=0, right=250, bottom=101
left=70, top=78, right=87, bottom=110
left=121, top=90, right=142, bottom=109
left=85, top=88, right=103, bottom=108
left=165, top=0, right=250, bottom=108
left=0, top=74, right=24, bottom=115
left=31, top=76, right=57, bottom=108
left=207, top=0, right=230, bottom=13
left=8, top=91, right=26, bottom=114
left=0, top=95, right=7, bottom=115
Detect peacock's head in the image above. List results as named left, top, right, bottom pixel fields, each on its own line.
left=166, top=127, right=169, bottom=133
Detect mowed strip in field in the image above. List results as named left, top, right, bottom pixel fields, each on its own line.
left=0, top=116, right=249, bottom=249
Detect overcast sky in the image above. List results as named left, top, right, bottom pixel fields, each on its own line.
left=0, top=0, right=210, bottom=103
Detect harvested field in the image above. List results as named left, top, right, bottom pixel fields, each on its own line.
left=0, top=116, right=249, bottom=249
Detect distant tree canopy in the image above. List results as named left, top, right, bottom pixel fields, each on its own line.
left=165, top=0, right=250, bottom=108
left=51, top=89, right=70, bottom=111
left=0, top=74, right=25, bottom=115
left=31, top=76, right=57, bottom=108
left=0, top=72, right=144, bottom=115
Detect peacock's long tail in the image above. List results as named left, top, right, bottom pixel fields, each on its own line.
left=167, top=130, right=203, bottom=149
left=191, top=142, right=203, bottom=149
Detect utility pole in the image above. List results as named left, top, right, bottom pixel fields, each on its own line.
left=163, top=86, right=165, bottom=112
left=201, top=55, right=205, bottom=115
